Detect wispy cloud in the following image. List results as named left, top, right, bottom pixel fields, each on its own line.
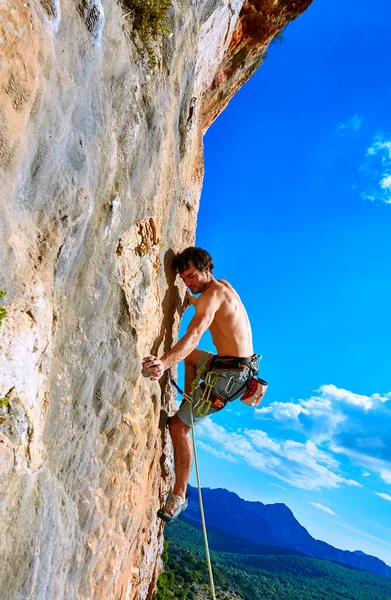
left=337, top=115, right=362, bottom=135
left=310, top=502, right=338, bottom=516
left=331, top=446, right=391, bottom=487
left=257, top=384, right=391, bottom=423
left=198, top=383, right=391, bottom=496
left=197, top=419, right=361, bottom=492
left=330, top=520, right=391, bottom=550
left=380, top=470, right=391, bottom=484
left=255, top=384, right=391, bottom=486
left=360, top=134, right=391, bottom=204
left=197, top=440, right=239, bottom=463
left=376, top=492, right=391, bottom=502
left=320, top=384, right=391, bottom=410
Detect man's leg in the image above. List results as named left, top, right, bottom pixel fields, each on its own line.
left=184, top=348, right=206, bottom=397
left=158, top=349, right=213, bottom=521
left=168, top=415, right=192, bottom=499
left=169, top=349, right=205, bottom=499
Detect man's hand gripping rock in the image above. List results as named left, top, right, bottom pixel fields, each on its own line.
left=142, top=356, right=167, bottom=381
left=143, top=292, right=197, bottom=380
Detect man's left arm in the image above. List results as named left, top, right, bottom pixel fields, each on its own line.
left=143, top=291, right=219, bottom=380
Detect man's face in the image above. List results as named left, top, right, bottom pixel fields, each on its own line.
left=179, top=261, right=209, bottom=294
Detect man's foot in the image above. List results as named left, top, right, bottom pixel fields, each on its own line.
left=157, top=491, right=188, bottom=523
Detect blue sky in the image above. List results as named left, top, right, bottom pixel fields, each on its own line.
left=177, top=0, right=391, bottom=566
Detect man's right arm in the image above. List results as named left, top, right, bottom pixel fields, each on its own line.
left=143, top=290, right=220, bottom=379
left=161, top=291, right=219, bottom=369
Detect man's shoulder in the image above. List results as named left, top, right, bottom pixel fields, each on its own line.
left=216, top=278, right=235, bottom=293
left=198, top=280, right=224, bottom=305
left=211, top=279, right=232, bottom=295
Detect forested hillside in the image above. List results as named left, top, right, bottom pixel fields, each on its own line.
left=153, top=518, right=391, bottom=600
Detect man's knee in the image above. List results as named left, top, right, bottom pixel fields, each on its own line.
left=184, top=348, right=203, bottom=368
left=169, top=414, right=190, bottom=439
left=184, top=351, right=197, bottom=367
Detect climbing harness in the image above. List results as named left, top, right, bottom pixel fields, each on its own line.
left=170, top=378, right=217, bottom=600
left=188, top=354, right=267, bottom=416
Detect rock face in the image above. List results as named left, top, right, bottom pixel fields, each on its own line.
left=0, top=1, right=312, bottom=599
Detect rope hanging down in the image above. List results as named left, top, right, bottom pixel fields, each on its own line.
left=170, top=378, right=217, bottom=600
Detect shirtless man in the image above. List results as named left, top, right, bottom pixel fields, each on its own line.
left=143, top=247, right=259, bottom=522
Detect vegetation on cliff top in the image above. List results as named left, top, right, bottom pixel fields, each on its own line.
left=122, top=0, right=172, bottom=70
left=0, top=290, right=7, bottom=327
left=153, top=518, right=391, bottom=600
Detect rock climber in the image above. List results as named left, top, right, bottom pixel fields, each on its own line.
left=143, top=247, right=260, bottom=523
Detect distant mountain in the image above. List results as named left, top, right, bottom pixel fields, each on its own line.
left=157, top=517, right=391, bottom=600
left=186, top=485, right=391, bottom=578
left=178, top=514, right=305, bottom=557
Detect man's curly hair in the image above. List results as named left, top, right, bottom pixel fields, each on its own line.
left=172, top=247, right=214, bottom=274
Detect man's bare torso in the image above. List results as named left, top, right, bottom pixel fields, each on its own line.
left=202, top=278, right=253, bottom=357
left=143, top=263, right=254, bottom=381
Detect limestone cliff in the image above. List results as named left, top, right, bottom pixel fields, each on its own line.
left=0, top=1, right=312, bottom=598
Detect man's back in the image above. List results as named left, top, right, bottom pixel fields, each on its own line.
left=205, top=278, right=253, bottom=357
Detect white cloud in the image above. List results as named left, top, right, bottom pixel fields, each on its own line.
left=381, top=174, right=391, bottom=189
left=257, top=400, right=311, bottom=421
left=376, top=492, right=391, bottom=502
left=367, top=138, right=391, bottom=158
left=255, top=384, right=391, bottom=452
left=255, top=384, right=391, bottom=485
left=330, top=520, right=391, bottom=550
left=337, top=115, right=362, bottom=134
left=256, top=384, right=391, bottom=426
left=360, top=134, right=391, bottom=204
left=256, top=392, right=346, bottom=444
left=197, top=440, right=239, bottom=463
left=196, top=419, right=361, bottom=492
left=380, top=470, right=391, bottom=484
left=197, top=384, right=390, bottom=496
left=331, top=445, right=391, bottom=483
left=319, top=384, right=391, bottom=410
left=310, top=502, right=338, bottom=516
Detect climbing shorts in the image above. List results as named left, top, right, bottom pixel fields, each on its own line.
left=176, top=351, right=254, bottom=427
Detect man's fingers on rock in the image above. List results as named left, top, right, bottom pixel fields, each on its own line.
left=144, top=360, right=157, bottom=368
left=143, top=355, right=156, bottom=363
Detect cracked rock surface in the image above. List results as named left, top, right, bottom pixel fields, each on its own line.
left=0, top=0, right=312, bottom=598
